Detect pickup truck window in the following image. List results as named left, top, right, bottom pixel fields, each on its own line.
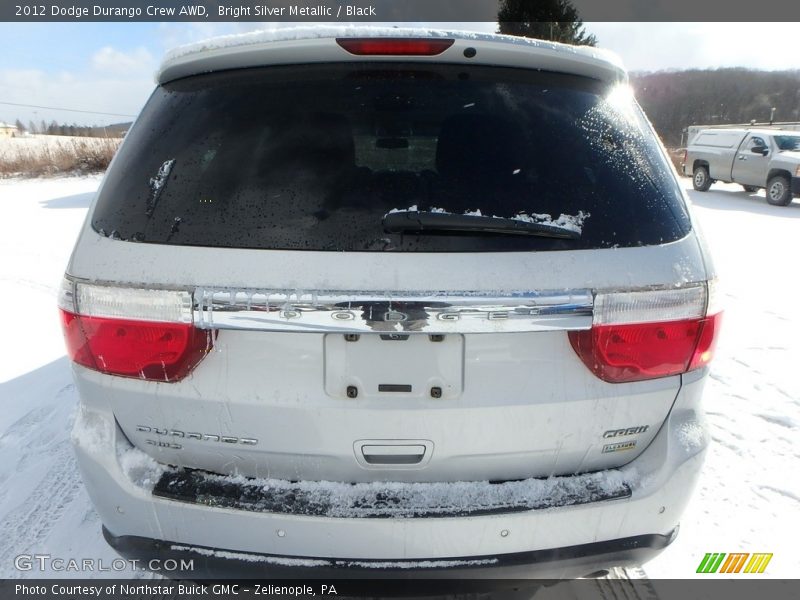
left=775, top=135, right=800, bottom=152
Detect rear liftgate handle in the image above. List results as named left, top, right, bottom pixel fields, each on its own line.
left=361, top=444, right=427, bottom=465
left=354, top=440, right=434, bottom=469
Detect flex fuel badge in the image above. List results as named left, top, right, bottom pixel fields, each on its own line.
left=602, top=440, right=637, bottom=453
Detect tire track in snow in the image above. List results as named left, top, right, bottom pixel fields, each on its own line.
left=0, top=371, right=118, bottom=578
left=753, top=485, right=800, bottom=505
left=0, top=442, right=82, bottom=575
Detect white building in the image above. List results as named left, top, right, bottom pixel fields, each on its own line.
left=0, top=122, right=19, bottom=137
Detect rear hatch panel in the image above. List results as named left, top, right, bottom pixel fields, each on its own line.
left=81, top=310, right=682, bottom=483
left=68, top=56, right=707, bottom=484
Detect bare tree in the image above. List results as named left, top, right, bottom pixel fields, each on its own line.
left=631, top=68, right=800, bottom=146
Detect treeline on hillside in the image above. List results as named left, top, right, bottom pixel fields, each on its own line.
left=13, top=119, right=131, bottom=138
left=631, top=68, right=800, bottom=146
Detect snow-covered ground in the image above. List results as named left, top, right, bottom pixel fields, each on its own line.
left=0, top=176, right=797, bottom=580
left=0, top=176, right=131, bottom=579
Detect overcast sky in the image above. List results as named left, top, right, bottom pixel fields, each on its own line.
left=0, top=22, right=798, bottom=127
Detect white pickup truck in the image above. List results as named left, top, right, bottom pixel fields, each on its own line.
left=683, top=128, right=800, bottom=206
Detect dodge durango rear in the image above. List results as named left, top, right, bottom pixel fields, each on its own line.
left=62, top=28, right=717, bottom=579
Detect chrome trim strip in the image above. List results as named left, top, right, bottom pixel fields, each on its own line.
left=192, top=289, right=593, bottom=334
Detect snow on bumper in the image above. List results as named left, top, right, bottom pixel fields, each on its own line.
left=71, top=377, right=708, bottom=563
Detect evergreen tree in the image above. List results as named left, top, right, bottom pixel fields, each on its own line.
left=498, top=0, right=597, bottom=46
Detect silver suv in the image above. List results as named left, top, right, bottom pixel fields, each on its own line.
left=59, top=29, right=719, bottom=579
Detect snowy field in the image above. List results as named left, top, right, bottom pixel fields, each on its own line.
left=0, top=175, right=797, bottom=581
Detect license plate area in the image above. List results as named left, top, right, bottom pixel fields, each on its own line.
left=324, top=334, right=463, bottom=400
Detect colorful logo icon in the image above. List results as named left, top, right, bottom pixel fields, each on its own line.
left=696, top=552, right=773, bottom=574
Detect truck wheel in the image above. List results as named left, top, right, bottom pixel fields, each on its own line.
left=693, top=166, right=712, bottom=191
left=766, top=175, right=792, bottom=206
left=742, top=185, right=758, bottom=193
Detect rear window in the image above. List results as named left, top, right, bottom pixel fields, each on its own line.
left=93, top=63, right=691, bottom=252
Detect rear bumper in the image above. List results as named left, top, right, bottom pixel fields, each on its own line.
left=71, top=372, right=709, bottom=578
left=103, top=526, right=676, bottom=579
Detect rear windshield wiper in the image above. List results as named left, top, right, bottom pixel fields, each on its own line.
left=382, top=211, right=581, bottom=240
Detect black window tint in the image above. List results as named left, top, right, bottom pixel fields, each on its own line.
left=92, top=64, right=691, bottom=252
left=775, top=135, right=800, bottom=151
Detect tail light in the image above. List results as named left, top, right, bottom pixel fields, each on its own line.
left=58, top=278, right=212, bottom=382
left=569, top=282, right=721, bottom=383
left=336, top=38, right=454, bottom=56
left=683, top=149, right=688, bottom=163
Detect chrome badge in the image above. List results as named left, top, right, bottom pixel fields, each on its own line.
left=603, top=425, right=649, bottom=438
left=602, top=441, right=637, bottom=453
left=137, top=425, right=257, bottom=446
